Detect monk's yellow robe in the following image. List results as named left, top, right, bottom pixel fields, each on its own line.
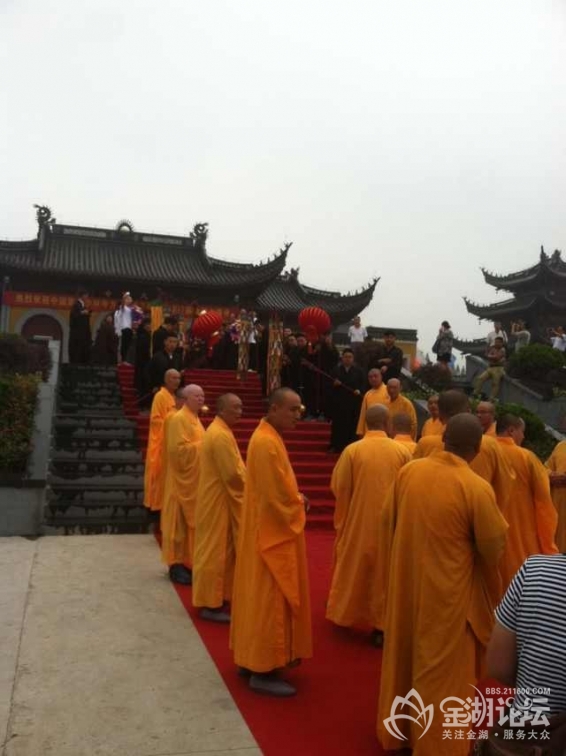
left=386, top=395, right=417, bottom=439
left=377, top=453, right=508, bottom=755
left=414, top=433, right=514, bottom=510
left=356, top=385, right=389, bottom=436
left=161, top=406, right=205, bottom=568
left=421, top=417, right=444, bottom=437
left=393, top=434, right=417, bottom=455
left=230, top=419, right=312, bottom=672
left=327, top=431, right=411, bottom=629
left=546, top=440, right=566, bottom=550
left=496, top=437, right=558, bottom=590
left=143, top=387, right=176, bottom=511
left=192, top=417, right=246, bottom=608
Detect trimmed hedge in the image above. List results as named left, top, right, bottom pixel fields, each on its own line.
left=0, top=333, right=51, bottom=380
left=0, top=334, right=46, bottom=474
left=508, top=344, right=564, bottom=382
left=0, top=373, right=40, bottom=473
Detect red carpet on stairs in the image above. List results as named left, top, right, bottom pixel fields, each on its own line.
left=171, top=529, right=385, bottom=756
left=117, top=366, right=339, bottom=530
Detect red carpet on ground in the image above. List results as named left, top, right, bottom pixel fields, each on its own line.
left=170, top=530, right=384, bottom=756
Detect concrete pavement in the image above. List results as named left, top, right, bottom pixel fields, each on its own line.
left=0, top=535, right=260, bottom=756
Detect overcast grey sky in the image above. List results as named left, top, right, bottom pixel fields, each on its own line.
left=1, top=0, right=565, bottom=352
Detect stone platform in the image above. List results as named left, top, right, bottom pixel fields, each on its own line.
left=0, top=535, right=260, bottom=756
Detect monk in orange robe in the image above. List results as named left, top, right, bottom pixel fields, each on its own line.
left=420, top=394, right=444, bottom=437
left=546, top=439, right=566, bottom=550
left=161, top=384, right=206, bottom=585
left=356, top=368, right=388, bottom=436
left=327, top=404, right=410, bottom=639
left=476, top=400, right=496, bottom=436
left=144, top=369, right=181, bottom=512
left=496, top=414, right=558, bottom=589
left=386, top=378, right=417, bottom=439
left=414, top=390, right=514, bottom=509
left=193, top=393, right=246, bottom=623
left=377, top=414, right=508, bottom=755
left=230, top=388, right=312, bottom=697
left=391, top=413, right=417, bottom=455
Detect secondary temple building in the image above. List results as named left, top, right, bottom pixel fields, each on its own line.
left=455, top=247, right=566, bottom=354
left=0, top=205, right=387, bottom=362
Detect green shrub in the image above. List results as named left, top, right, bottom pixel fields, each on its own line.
left=0, top=333, right=51, bottom=380
left=508, top=344, right=564, bottom=382
left=412, top=364, right=454, bottom=392
left=495, top=401, right=556, bottom=461
left=0, top=373, right=40, bottom=473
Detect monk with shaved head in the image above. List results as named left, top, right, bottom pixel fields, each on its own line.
left=391, top=412, right=417, bottom=455
left=414, top=389, right=515, bottom=511
left=495, top=414, right=558, bottom=590
left=144, top=368, right=181, bottom=514
left=377, top=413, right=508, bottom=754
left=421, top=393, right=444, bottom=437
left=477, top=400, right=497, bottom=436
left=356, top=368, right=388, bottom=436
left=386, top=378, right=417, bottom=439
left=193, top=394, right=246, bottom=622
left=327, top=402, right=410, bottom=644
left=161, top=384, right=206, bottom=585
left=230, top=387, right=312, bottom=697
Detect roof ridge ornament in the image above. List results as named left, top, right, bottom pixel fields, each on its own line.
left=190, top=223, right=209, bottom=243
left=33, top=204, right=56, bottom=230
left=116, top=219, right=134, bottom=233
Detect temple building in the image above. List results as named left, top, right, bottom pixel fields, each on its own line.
left=0, top=206, right=377, bottom=361
left=455, top=247, right=566, bottom=354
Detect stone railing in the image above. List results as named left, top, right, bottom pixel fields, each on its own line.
left=465, top=355, right=566, bottom=435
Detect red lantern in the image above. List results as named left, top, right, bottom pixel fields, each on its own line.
left=298, top=307, right=331, bottom=341
left=192, top=310, right=223, bottom=340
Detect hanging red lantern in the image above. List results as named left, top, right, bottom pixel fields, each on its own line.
left=298, top=307, right=331, bottom=341
left=192, top=310, right=223, bottom=340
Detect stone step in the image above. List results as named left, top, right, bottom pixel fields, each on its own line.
left=50, top=459, right=144, bottom=475
left=51, top=450, right=143, bottom=462
left=43, top=512, right=152, bottom=535
left=48, top=478, right=143, bottom=492
left=54, top=416, right=136, bottom=430
left=53, top=428, right=137, bottom=440
left=53, top=439, right=140, bottom=452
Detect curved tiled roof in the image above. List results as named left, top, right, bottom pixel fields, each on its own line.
left=481, top=249, right=566, bottom=291
left=257, top=274, right=378, bottom=320
left=0, top=224, right=288, bottom=290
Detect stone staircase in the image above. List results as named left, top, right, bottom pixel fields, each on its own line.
left=44, top=365, right=149, bottom=534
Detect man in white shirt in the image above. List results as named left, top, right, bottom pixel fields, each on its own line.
left=486, top=321, right=508, bottom=347
left=348, top=316, right=367, bottom=344
left=551, top=326, right=566, bottom=352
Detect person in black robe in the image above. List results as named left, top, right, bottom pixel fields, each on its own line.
left=373, top=331, right=404, bottom=381
left=134, top=319, right=152, bottom=408
left=68, top=289, right=92, bottom=365
left=91, top=314, right=118, bottom=365
left=317, top=333, right=340, bottom=420
left=329, top=348, right=365, bottom=452
left=147, top=335, right=184, bottom=396
left=151, top=315, right=179, bottom=356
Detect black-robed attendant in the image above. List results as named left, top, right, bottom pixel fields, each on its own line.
left=69, top=289, right=92, bottom=365
left=329, top=348, right=365, bottom=452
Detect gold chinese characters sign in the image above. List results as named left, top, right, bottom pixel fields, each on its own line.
left=4, top=291, right=232, bottom=319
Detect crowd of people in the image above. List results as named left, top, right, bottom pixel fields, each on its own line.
left=140, top=348, right=566, bottom=753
